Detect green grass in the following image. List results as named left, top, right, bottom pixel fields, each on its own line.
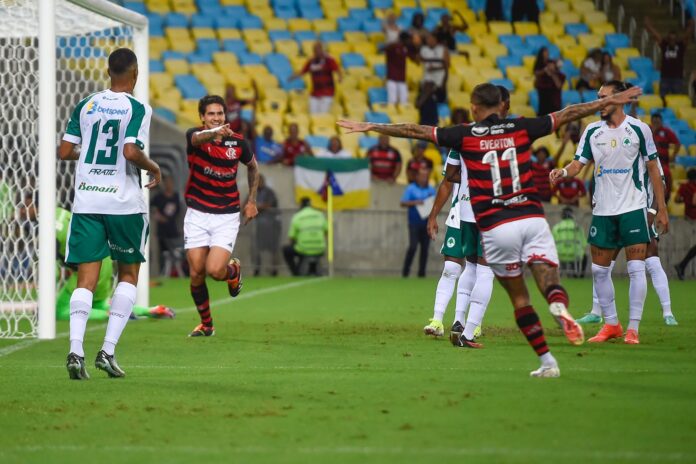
left=1, top=276, right=695, bottom=464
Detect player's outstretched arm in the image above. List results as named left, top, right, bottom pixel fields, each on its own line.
left=646, top=158, right=669, bottom=234
left=427, top=178, right=454, bottom=239
left=57, top=140, right=79, bottom=160
left=243, top=158, right=260, bottom=225
left=549, top=160, right=584, bottom=184
left=124, top=143, right=161, bottom=189
left=191, top=125, right=234, bottom=146
left=552, top=86, right=643, bottom=128
left=337, top=120, right=435, bottom=141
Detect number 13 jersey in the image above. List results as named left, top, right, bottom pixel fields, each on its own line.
left=62, top=89, right=151, bottom=215
left=434, top=113, right=556, bottom=231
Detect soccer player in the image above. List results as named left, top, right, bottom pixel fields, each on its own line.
left=184, top=95, right=260, bottom=337
left=550, top=80, right=669, bottom=345
left=338, top=83, right=641, bottom=377
left=58, top=48, right=161, bottom=379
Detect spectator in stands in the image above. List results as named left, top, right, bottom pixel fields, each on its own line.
left=485, top=0, right=504, bottom=21
left=532, top=147, right=555, bottom=202
left=406, top=141, right=434, bottom=183
left=674, top=169, right=696, bottom=280
left=512, top=0, right=539, bottom=23
left=239, top=118, right=256, bottom=143
left=553, top=176, right=587, bottom=207
left=385, top=31, right=416, bottom=105
left=577, top=48, right=602, bottom=92
left=383, top=11, right=401, bottom=44
left=281, top=123, right=313, bottom=166
left=316, top=136, right=352, bottom=159
left=290, top=42, right=342, bottom=114
left=367, top=135, right=402, bottom=183
left=690, top=69, right=696, bottom=105
left=151, top=176, right=181, bottom=274
left=600, top=52, right=622, bottom=84
left=419, top=33, right=450, bottom=102
left=251, top=175, right=280, bottom=277
left=224, top=84, right=256, bottom=133
left=450, top=107, right=471, bottom=125
left=433, top=13, right=468, bottom=51
left=552, top=207, right=588, bottom=278
left=283, top=197, right=327, bottom=276
left=401, top=167, right=436, bottom=278
left=534, top=47, right=565, bottom=116
left=651, top=112, right=680, bottom=200
left=556, top=119, right=583, bottom=160
left=645, top=17, right=691, bottom=97
left=409, top=12, right=428, bottom=48
left=416, top=81, right=439, bottom=126
left=255, top=126, right=283, bottom=164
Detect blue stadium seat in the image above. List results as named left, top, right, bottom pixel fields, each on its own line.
left=580, top=90, right=596, bottom=103
left=222, top=5, right=248, bottom=17
left=468, top=0, right=486, bottom=12
left=508, top=43, right=536, bottom=58
left=363, top=19, right=383, bottom=33
left=175, top=75, right=208, bottom=99
left=295, top=30, right=318, bottom=41
left=359, top=136, right=378, bottom=149
left=223, top=39, right=247, bottom=54
left=265, top=53, right=292, bottom=67
left=306, top=135, right=330, bottom=148
left=150, top=59, right=165, bottom=73
left=215, top=16, right=237, bottom=29
left=528, top=90, right=539, bottom=113
left=338, top=17, right=362, bottom=31
left=269, top=30, right=293, bottom=41
left=677, top=156, right=696, bottom=167
left=280, top=77, right=305, bottom=91
left=197, top=38, right=220, bottom=53
left=560, top=61, right=579, bottom=79
left=562, top=90, right=582, bottom=106
left=320, top=31, right=344, bottom=42
left=368, top=87, right=388, bottom=105
left=374, top=63, right=386, bottom=79
left=628, top=57, right=655, bottom=73
left=297, top=0, right=320, bottom=6
left=238, top=16, right=263, bottom=29
left=497, top=55, right=523, bottom=75
left=525, top=35, right=551, bottom=53
left=188, top=52, right=214, bottom=64
left=399, top=7, right=422, bottom=23
left=349, top=8, right=373, bottom=20
left=198, top=0, right=222, bottom=15
left=274, top=6, right=297, bottom=19
left=427, top=8, right=450, bottom=24
left=605, top=33, right=630, bottom=54
left=565, top=23, right=589, bottom=37
left=238, top=52, right=263, bottom=65
left=364, top=111, right=391, bottom=123
left=625, top=77, right=651, bottom=93
left=240, top=108, right=254, bottom=122
left=341, top=53, right=366, bottom=68
left=165, top=13, right=189, bottom=28
left=162, top=50, right=188, bottom=61
left=455, top=32, right=471, bottom=44
left=547, top=44, right=561, bottom=60
left=123, top=2, right=146, bottom=14
left=154, top=107, right=177, bottom=123
left=423, top=17, right=438, bottom=30
left=274, top=0, right=294, bottom=7
left=191, top=14, right=214, bottom=28
left=300, top=6, right=324, bottom=19
left=369, top=0, right=393, bottom=8
left=490, top=78, right=514, bottom=91
left=437, top=103, right=451, bottom=119
left=149, top=22, right=164, bottom=37
left=499, top=34, right=524, bottom=49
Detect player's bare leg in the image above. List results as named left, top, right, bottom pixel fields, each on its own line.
left=496, top=272, right=559, bottom=377
left=67, top=261, right=102, bottom=380
left=205, top=245, right=242, bottom=297
left=187, top=247, right=215, bottom=337
left=529, top=263, right=584, bottom=346
left=425, top=255, right=463, bottom=337
left=589, top=246, right=624, bottom=343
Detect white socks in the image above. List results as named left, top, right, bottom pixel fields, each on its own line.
left=69, top=288, right=93, bottom=357
left=592, top=263, right=618, bottom=325
left=645, top=256, right=672, bottom=317
left=454, top=262, right=477, bottom=323
left=463, top=264, right=494, bottom=339
left=626, top=260, right=647, bottom=332
left=432, top=261, right=462, bottom=322
left=101, top=282, right=137, bottom=356
left=591, top=260, right=615, bottom=316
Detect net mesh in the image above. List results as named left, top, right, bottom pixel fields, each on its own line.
left=0, top=0, right=134, bottom=338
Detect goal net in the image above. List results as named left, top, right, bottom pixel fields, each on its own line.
left=0, top=0, right=148, bottom=339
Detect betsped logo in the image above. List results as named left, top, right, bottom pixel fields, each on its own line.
left=596, top=165, right=631, bottom=177
left=85, top=100, right=128, bottom=116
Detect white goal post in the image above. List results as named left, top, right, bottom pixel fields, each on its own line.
left=0, top=0, right=149, bottom=339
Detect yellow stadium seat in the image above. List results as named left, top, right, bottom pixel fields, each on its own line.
left=483, top=43, right=508, bottom=60
left=450, top=54, right=469, bottom=69
left=213, top=52, right=238, bottom=70
left=359, top=75, right=384, bottom=91
left=191, top=63, right=218, bottom=79
left=623, top=70, right=637, bottom=79
left=344, top=31, right=368, bottom=43
left=506, top=66, right=529, bottom=84
left=264, top=18, right=286, bottom=31
left=690, top=146, right=696, bottom=156
left=421, top=0, right=445, bottom=10
left=472, top=34, right=498, bottom=47
left=299, top=40, right=315, bottom=57
left=457, top=43, right=481, bottom=58
left=562, top=44, right=588, bottom=67
left=275, top=39, right=299, bottom=56
left=248, top=41, right=273, bottom=55
left=515, top=75, right=535, bottom=92
left=583, top=11, right=608, bottom=24
left=368, top=31, right=385, bottom=44
left=345, top=0, right=367, bottom=7
left=638, top=94, right=663, bottom=112
left=243, top=29, right=267, bottom=43
left=164, top=59, right=190, bottom=75
left=221, top=0, right=244, bottom=4
left=479, top=68, right=504, bottom=81
left=345, top=66, right=371, bottom=78
left=547, top=1, right=569, bottom=14
left=540, top=22, right=564, bottom=38
left=352, top=41, right=377, bottom=55
left=365, top=54, right=384, bottom=68
left=288, top=18, right=312, bottom=32
left=665, top=94, right=692, bottom=109
left=489, top=21, right=512, bottom=36
left=393, top=0, right=417, bottom=14
left=253, top=73, right=280, bottom=90
left=514, top=22, right=539, bottom=36
left=468, top=55, right=495, bottom=69
left=191, top=28, right=216, bottom=40
left=149, top=37, right=168, bottom=60
left=590, top=22, right=615, bottom=34
left=509, top=91, right=528, bottom=107
left=262, top=96, right=288, bottom=114
left=578, top=34, right=604, bottom=50
left=522, top=55, right=536, bottom=70
left=313, top=19, right=336, bottom=32
left=466, top=22, right=488, bottom=37
left=668, top=195, right=685, bottom=216
left=146, top=0, right=170, bottom=14
left=165, top=27, right=190, bottom=40
left=571, top=0, right=595, bottom=13
left=171, top=0, right=197, bottom=14
left=447, top=74, right=464, bottom=94
left=328, top=42, right=352, bottom=57
left=552, top=35, right=577, bottom=49
left=324, top=7, right=348, bottom=20
left=223, top=70, right=252, bottom=87
left=154, top=91, right=182, bottom=113
left=539, top=11, right=556, bottom=25
left=512, top=105, right=536, bottom=118
left=217, top=28, right=242, bottom=40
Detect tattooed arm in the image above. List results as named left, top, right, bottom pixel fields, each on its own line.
left=552, top=86, right=642, bottom=127
left=336, top=120, right=436, bottom=142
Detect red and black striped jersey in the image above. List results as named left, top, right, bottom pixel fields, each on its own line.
left=185, top=126, right=255, bottom=214
left=434, top=114, right=556, bottom=231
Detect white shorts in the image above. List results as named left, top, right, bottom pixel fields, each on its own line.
left=309, top=96, right=333, bottom=114
left=386, top=80, right=408, bottom=105
left=183, top=208, right=240, bottom=254
left=481, top=217, right=559, bottom=278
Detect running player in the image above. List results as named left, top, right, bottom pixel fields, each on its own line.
left=550, top=80, right=669, bottom=344
left=184, top=95, right=260, bottom=337
left=58, top=48, right=160, bottom=379
left=338, top=83, right=642, bottom=377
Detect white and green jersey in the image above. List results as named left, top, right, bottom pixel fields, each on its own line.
left=574, top=115, right=657, bottom=216
left=444, top=150, right=475, bottom=225
left=62, top=89, right=151, bottom=215
left=645, top=158, right=665, bottom=209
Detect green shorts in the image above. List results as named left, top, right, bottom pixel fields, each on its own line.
left=588, top=208, right=650, bottom=249
left=440, top=221, right=483, bottom=258
left=66, top=213, right=149, bottom=264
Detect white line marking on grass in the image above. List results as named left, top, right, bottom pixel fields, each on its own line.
left=0, top=278, right=327, bottom=359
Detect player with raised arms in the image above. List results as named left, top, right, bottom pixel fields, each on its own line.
left=339, top=83, right=642, bottom=377
left=184, top=95, right=260, bottom=337
left=59, top=48, right=160, bottom=379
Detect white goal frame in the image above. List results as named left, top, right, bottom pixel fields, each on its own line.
left=37, top=0, right=149, bottom=339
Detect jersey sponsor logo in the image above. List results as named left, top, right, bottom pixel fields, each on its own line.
left=480, top=137, right=515, bottom=150
left=629, top=228, right=640, bottom=233
left=88, top=168, right=117, bottom=176
left=472, top=125, right=490, bottom=137
left=224, top=140, right=239, bottom=147
left=596, top=165, right=631, bottom=177
left=109, top=243, right=135, bottom=254
left=85, top=100, right=128, bottom=116
left=446, top=237, right=456, bottom=248
left=491, top=194, right=528, bottom=206
left=77, top=182, right=118, bottom=193
left=203, top=166, right=235, bottom=179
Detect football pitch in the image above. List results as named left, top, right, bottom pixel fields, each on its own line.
left=0, top=276, right=694, bottom=464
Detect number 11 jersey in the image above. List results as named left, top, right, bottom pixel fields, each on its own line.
left=62, top=89, right=151, bottom=215
left=434, top=113, right=556, bottom=231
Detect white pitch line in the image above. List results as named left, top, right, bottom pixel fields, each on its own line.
left=0, top=278, right=327, bottom=359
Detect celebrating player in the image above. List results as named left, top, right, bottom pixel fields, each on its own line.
left=550, top=80, right=669, bottom=344
left=58, top=48, right=161, bottom=379
left=184, top=95, right=260, bottom=337
left=339, top=83, right=642, bottom=377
